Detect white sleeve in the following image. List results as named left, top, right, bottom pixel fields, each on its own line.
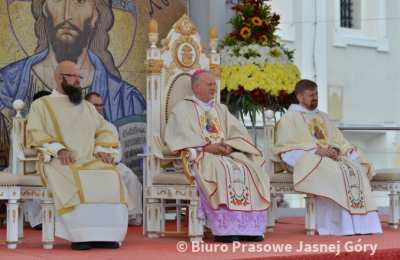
left=187, top=148, right=198, bottom=161
left=94, top=146, right=121, bottom=163
left=281, top=149, right=317, bottom=167
left=347, top=149, right=360, bottom=161
left=42, top=142, right=66, bottom=157
left=105, top=121, right=122, bottom=162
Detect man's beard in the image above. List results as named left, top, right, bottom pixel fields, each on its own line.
left=46, top=12, right=94, bottom=63
left=308, top=100, right=318, bottom=110
left=62, top=78, right=83, bottom=105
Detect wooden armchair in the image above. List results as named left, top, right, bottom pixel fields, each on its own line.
left=142, top=15, right=220, bottom=241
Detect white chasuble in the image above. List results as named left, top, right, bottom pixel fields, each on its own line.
left=275, top=104, right=381, bottom=235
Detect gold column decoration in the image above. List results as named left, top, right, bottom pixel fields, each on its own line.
left=209, top=25, right=218, bottom=53
left=209, top=64, right=221, bottom=79
left=209, top=25, right=218, bottom=39
left=145, top=59, right=163, bottom=74
left=148, top=19, right=159, bottom=48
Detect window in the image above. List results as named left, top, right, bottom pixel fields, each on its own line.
left=340, top=0, right=361, bottom=29
left=334, top=0, right=388, bottom=52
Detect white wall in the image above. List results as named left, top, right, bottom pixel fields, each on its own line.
left=327, top=0, right=400, bottom=125
left=189, top=0, right=234, bottom=45
left=191, top=0, right=400, bottom=125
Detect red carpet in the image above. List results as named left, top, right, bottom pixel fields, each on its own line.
left=0, top=217, right=399, bottom=260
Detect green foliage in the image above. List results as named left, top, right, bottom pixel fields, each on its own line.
left=230, top=15, right=244, bottom=30
left=243, top=48, right=260, bottom=59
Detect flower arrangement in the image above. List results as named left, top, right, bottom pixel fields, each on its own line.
left=220, top=0, right=300, bottom=125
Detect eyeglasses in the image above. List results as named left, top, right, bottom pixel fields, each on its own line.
left=61, top=73, right=83, bottom=79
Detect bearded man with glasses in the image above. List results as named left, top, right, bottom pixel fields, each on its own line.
left=26, top=61, right=134, bottom=250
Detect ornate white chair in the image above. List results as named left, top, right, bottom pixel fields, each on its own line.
left=0, top=100, right=54, bottom=249
left=367, top=168, right=400, bottom=228
left=142, top=15, right=220, bottom=241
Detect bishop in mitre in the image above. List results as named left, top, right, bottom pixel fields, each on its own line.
left=164, top=70, right=270, bottom=243
left=274, top=79, right=382, bottom=235
left=26, top=61, right=134, bottom=250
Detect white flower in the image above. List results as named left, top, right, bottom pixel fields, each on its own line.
left=220, top=45, right=290, bottom=66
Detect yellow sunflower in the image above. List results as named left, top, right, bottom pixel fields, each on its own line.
left=259, top=35, right=268, bottom=43
left=240, top=26, right=252, bottom=39
left=251, top=17, right=263, bottom=27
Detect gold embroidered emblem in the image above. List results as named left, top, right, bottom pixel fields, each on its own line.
left=199, top=111, right=222, bottom=143
left=308, top=118, right=328, bottom=146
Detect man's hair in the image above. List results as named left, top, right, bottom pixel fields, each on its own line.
left=191, top=69, right=210, bottom=88
left=294, top=79, right=318, bottom=95
left=31, top=0, right=120, bottom=78
left=33, top=90, right=51, bottom=101
left=85, top=91, right=102, bottom=101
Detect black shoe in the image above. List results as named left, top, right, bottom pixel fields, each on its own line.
left=71, top=242, right=91, bottom=250
left=90, top=241, right=120, bottom=249
left=214, top=236, right=240, bottom=243
left=239, top=235, right=264, bottom=242
left=33, top=224, right=42, bottom=230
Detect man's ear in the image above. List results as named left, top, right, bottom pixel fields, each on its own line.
left=42, top=3, right=48, bottom=17
left=91, top=8, right=98, bottom=28
left=56, top=74, right=64, bottom=84
left=295, top=93, right=302, bottom=103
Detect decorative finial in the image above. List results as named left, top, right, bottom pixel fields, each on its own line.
left=148, top=19, right=159, bottom=48
left=13, top=99, right=25, bottom=118
left=265, top=109, right=275, bottom=121
left=209, top=25, right=218, bottom=53
left=149, top=19, right=158, bottom=33
left=209, top=25, right=218, bottom=39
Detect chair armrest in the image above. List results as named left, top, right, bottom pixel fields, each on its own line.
left=16, top=144, right=39, bottom=161
left=22, top=148, right=39, bottom=157
left=267, top=153, right=282, bottom=163
left=137, top=153, right=150, bottom=158
left=140, top=150, right=194, bottom=184
left=266, top=153, right=293, bottom=174
left=138, top=152, right=180, bottom=160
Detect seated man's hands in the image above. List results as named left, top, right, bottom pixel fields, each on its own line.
left=57, top=149, right=76, bottom=165
left=221, top=144, right=234, bottom=155
left=316, top=146, right=339, bottom=161
left=95, top=152, right=114, bottom=164
left=204, top=143, right=233, bottom=156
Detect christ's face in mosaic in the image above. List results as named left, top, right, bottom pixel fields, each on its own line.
left=44, top=0, right=98, bottom=62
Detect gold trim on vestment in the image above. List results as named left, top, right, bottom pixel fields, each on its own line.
left=40, top=98, right=66, bottom=146
left=70, top=164, right=85, bottom=203
left=69, top=160, right=126, bottom=204
left=28, top=133, right=54, bottom=147
left=95, top=130, right=114, bottom=138
left=95, top=141, right=119, bottom=148
left=57, top=206, right=75, bottom=215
